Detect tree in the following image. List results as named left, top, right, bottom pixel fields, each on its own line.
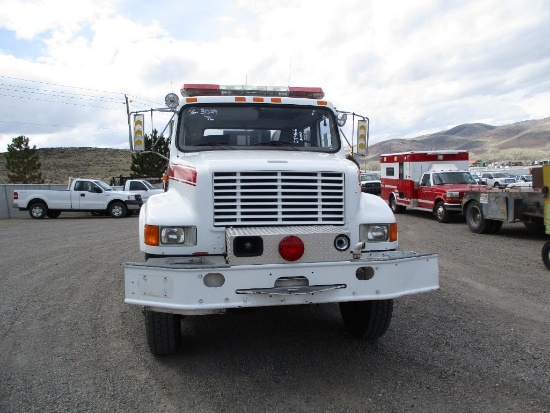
left=5, top=136, right=44, bottom=183
left=130, top=130, right=170, bottom=178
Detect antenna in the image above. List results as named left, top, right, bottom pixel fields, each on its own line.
left=288, top=61, right=292, bottom=85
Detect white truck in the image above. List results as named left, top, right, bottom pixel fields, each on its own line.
left=13, top=178, right=143, bottom=219
left=479, top=171, right=517, bottom=188
left=124, top=83, right=439, bottom=355
left=112, top=179, right=164, bottom=202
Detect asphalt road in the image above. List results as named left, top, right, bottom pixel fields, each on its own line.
left=1, top=212, right=549, bottom=413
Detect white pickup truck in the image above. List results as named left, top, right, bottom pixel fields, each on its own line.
left=112, top=179, right=164, bottom=202
left=13, top=178, right=143, bottom=219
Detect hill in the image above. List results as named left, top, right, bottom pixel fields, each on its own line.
left=0, top=116, right=548, bottom=183
left=0, top=147, right=134, bottom=184
left=363, top=116, right=550, bottom=164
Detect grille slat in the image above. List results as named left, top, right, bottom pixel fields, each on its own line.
left=213, top=171, right=345, bottom=226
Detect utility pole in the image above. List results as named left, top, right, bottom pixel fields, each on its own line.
left=125, top=94, right=133, bottom=150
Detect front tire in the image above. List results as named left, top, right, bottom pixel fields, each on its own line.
left=29, top=202, right=47, bottom=219
left=109, top=201, right=127, bottom=218
left=144, top=308, right=182, bottom=356
left=434, top=201, right=450, bottom=223
left=389, top=195, right=405, bottom=214
left=339, top=300, right=393, bottom=339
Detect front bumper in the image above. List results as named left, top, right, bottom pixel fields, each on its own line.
left=124, top=251, right=439, bottom=314
left=444, top=202, right=462, bottom=212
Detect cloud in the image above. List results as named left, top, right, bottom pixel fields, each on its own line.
left=0, top=0, right=549, bottom=151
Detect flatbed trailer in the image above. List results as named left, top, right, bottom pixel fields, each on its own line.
left=461, top=165, right=550, bottom=270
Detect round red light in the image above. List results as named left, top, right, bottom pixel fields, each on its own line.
left=278, top=235, right=305, bottom=261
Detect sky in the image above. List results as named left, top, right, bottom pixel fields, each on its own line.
left=0, top=0, right=549, bottom=152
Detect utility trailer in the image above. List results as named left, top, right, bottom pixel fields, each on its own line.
left=462, top=165, right=550, bottom=270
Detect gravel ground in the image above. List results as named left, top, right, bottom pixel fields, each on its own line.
left=0, top=212, right=549, bottom=413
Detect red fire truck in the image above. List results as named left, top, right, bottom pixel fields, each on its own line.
left=380, top=150, right=482, bottom=222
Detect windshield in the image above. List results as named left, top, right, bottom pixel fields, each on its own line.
left=433, top=172, right=478, bottom=185
left=361, top=173, right=379, bottom=181
left=177, top=104, right=340, bottom=152
left=142, top=180, right=156, bottom=189
left=95, top=181, right=113, bottom=191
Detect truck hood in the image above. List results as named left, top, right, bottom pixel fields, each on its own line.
left=177, top=150, right=353, bottom=173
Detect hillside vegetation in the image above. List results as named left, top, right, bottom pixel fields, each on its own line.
left=0, top=147, right=134, bottom=184
left=0, top=117, right=548, bottom=183
left=363, top=116, right=550, bottom=164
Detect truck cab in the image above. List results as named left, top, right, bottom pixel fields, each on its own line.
left=416, top=168, right=480, bottom=221
left=123, top=84, right=439, bottom=355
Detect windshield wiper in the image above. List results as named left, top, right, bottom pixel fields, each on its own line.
left=192, top=142, right=236, bottom=149
left=255, top=141, right=299, bottom=150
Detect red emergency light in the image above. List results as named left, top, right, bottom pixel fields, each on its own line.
left=181, top=84, right=325, bottom=99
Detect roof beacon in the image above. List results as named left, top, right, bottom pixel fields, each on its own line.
left=181, top=84, right=325, bottom=99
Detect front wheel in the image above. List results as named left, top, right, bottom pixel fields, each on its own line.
left=29, top=202, right=47, bottom=219
left=144, top=308, right=182, bottom=356
left=389, top=195, right=405, bottom=214
left=542, top=241, right=550, bottom=271
left=434, top=201, right=450, bottom=223
left=339, top=299, right=393, bottom=339
left=109, top=201, right=127, bottom=218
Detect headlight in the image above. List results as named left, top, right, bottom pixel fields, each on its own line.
left=360, top=224, right=388, bottom=242
left=145, top=225, right=197, bottom=246
left=446, top=191, right=459, bottom=198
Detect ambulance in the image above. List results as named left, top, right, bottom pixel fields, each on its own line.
left=380, top=150, right=481, bottom=222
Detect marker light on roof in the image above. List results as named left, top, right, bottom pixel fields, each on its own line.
left=181, top=84, right=325, bottom=99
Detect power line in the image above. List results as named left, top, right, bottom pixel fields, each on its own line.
left=0, top=83, right=123, bottom=103
left=0, top=119, right=127, bottom=131
left=0, top=74, right=166, bottom=108
left=0, top=93, right=126, bottom=111
left=0, top=74, right=125, bottom=95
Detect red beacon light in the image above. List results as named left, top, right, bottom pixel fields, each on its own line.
left=181, top=84, right=325, bottom=100
left=278, top=235, right=305, bottom=262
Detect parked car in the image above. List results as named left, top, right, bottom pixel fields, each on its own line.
left=470, top=172, right=483, bottom=184
left=508, top=175, right=533, bottom=189
left=480, top=172, right=516, bottom=188
left=112, top=179, right=164, bottom=202
left=360, top=172, right=381, bottom=195
left=516, top=174, right=532, bottom=183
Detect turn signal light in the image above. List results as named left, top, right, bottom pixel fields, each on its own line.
left=144, top=225, right=159, bottom=246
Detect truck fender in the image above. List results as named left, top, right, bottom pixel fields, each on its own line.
left=357, top=193, right=395, bottom=224
left=139, top=191, right=198, bottom=251
left=26, top=197, right=48, bottom=210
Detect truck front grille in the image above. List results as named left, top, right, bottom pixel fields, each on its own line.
left=213, top=171, right=345, bottom=226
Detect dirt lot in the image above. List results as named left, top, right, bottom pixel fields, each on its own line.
left=0, top=212, right=549, bottom=412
